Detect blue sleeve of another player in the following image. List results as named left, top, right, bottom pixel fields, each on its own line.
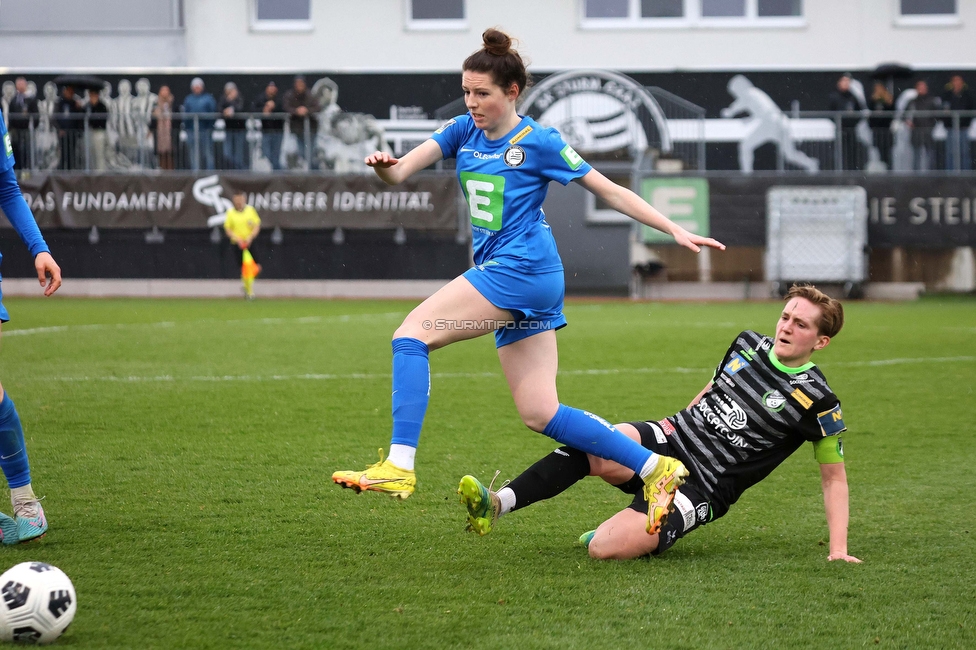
left=0, top=166, right=50, bottom=258
left=538, top=130, right=592, bottom=185
left=0, top=118, right=15, bottom=173
left=429, top=115, right=467, bottom=159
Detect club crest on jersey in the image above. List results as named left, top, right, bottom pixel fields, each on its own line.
left=762, top=390, right=787, bottom=412
left=503, top=145, right=526, bottom=167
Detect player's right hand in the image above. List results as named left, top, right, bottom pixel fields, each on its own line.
left=34, top=252, right=62, bottom=297
left=365, top=151, right=399, bottom=168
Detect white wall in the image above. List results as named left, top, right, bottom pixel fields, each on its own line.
left=1, top=0, right=972, bottom=72
left=183, top=0, right=976, bottom=71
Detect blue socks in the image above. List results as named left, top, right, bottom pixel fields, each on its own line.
left=542, top=404, right=652, bottom=475
left=390, top=338, right=430, bottom=451
left=0, top=393, right=30, bottom=489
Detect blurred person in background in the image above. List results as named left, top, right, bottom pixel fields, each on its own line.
left=941, top=74, right=974, bottom=171
left=85, top=87, right=109, bottom=172
left=283, top=75, right=319, bottom=169
left=254, top=81, right=283, bottom=170
left=6, top=77, right=37, bottom=170
left=0, top=106, right=63, bottom=543
left=54, top=85, right=84, bottom=170
left=181, top=77, right=216, bottom=171
left=154, top=85, right=175, bottom=170
left=905, top=79, right=941, bottom=171
left=219, top=82, right=247, bottom=170
left=868, top=81, right=894, bottom=169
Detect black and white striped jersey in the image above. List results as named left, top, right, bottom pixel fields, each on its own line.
left=661, top=330, right=846, bottom=515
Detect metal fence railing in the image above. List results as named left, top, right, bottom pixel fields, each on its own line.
left=8, top=108, right=976, bottom=175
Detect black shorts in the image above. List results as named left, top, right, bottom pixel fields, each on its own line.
left=615, top=420, right=715, bottom=555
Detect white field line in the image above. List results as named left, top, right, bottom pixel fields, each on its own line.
left=2, top=312, right=405, bottom=337
left=33, top=356, right=976, bottom=384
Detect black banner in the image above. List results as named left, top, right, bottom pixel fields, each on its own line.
left=707, top=175, right=976, bottom=248
left=15, top=173, right=459, bottom=231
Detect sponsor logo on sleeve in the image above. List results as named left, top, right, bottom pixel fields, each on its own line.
left=723, top=353, right=749, bottom=376
left=503, top=145, right=526, bottom=167
left=791, top=388, right=814, bottom=410
left=434, top=118, right=456, bottom=134
left=762, top=390, right=787, bottom=412
left=3, top=133, right=12, bottom=158
left=817, top=405, right=847, bottom=436
left=696, top=502, right=710, bottom=522
left=789, top=373, right=815, bottom=385
left=559, top=144, right=585, bottom=170
left=659, top=419, right=676, bottom=436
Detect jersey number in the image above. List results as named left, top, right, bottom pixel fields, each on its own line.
left=460, top=172, right=504, bottom=232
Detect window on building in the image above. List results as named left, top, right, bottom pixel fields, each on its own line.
left=581, top=0, right=803, bottom=26
left=900, top=0, right=956, bottom=15
left=407, top=0, right=466, bottom=29
left=252, top=0, right=311, bottom=30
left=0, top=0, right=183, bottom=31
left=641, top=0, right=684, bottom=18
left=701, top=0, right=745, bottom=17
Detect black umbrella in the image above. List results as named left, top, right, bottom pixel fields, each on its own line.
left=871, top=63, right=913, bottom=80
left=52, top=74, right=106, bottom=91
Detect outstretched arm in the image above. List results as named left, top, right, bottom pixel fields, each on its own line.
left=820, top=462, right=861, bottom=563
left=576, top=169, right=725, bottom=253
left=365, top=139, right=443, bottom=185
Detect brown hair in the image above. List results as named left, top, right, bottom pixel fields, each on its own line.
left=785, top=284, right=844, bottom=338
left=462, top=28, right=530, bottom=97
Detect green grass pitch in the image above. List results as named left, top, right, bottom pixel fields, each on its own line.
left=0, top=295, right=973, bottom=649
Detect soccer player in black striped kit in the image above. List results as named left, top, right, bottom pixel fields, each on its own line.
left=458, top=285, right=861, bottom=562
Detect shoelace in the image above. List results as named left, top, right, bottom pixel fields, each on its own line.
left=365, top=448, right=387, bottom=470
left=12, top=497, right=42, bottom=520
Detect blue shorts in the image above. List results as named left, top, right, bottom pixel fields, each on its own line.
left=0, top=283, right=9, bottom=323
left=463, top=260, right=567, bottom=348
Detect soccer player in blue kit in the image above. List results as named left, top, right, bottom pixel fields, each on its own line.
left=0, top=112, right=63, bottom=544
left=333, top=28, right=725, bottom=535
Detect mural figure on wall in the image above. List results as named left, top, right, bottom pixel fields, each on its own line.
left=35, top=81, right=61, bottom=171
left=321, top=112, right=391, bottom=173
left=720, top=75, right=819, bottom=174
left=131, top=78, right=158, bottom=168
left=1, top=81, right=15, bottom=127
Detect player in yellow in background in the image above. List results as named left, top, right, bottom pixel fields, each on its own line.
left=223, top=190, right=262, bottom=299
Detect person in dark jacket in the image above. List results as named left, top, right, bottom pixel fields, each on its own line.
left=253, top=81, right=283, bottom=170
left=85, top=88, right=110, bottom=171
left=827, top=74, right=863, bottom=170
left=218, top=82, right=247, bottom=170
left=181, top=77, right=217, bottom=170
left=941, top=74, right=974, bottom=170
left=6, top=78, right=37, bottom=170
left=54, top=85, right=85, bottom=170
left=906, top=79, right=942, bottom=171
left=868, top=81, right=894, bottom=168
left=282, top=75, right=319, bottom=169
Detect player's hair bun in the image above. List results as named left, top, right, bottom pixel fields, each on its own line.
left=482, top=28, right=512, bottom=56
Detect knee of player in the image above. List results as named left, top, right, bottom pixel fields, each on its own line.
left=587, top=535, right=616, bottom=560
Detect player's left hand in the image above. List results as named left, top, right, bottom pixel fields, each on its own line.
left=672, top=228, right=726, bottom=253
left=34, top=251, right=62, bottom=297
left=828, top=553, right=863, bottom=563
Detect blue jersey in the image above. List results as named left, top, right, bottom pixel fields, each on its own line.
left=431, top=114, right=592, bottom=273
left=0, top=117, right=14, bottom=172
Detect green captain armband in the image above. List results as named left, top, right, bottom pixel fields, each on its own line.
left=813, top=435, right=844, bottom=464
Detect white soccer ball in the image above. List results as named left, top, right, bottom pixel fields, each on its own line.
left=0, top=562, right=76, bottom=645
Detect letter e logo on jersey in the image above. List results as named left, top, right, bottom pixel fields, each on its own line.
left=3, top=133, right=12, bottom=158
left=460, top=172, right=505, bottom=232
left=560, top=144, right=584, bottom=170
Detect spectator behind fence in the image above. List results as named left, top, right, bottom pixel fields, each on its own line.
left=254, top=81, right=283, bottom=170
left=283, top=75, right=320, bottom=169
left=941, top=74, right=974, bottom=171
left=868, top=82, right=894, bottom=169
left=219, top=82, right=247, bottom=170
left=154, top=85, right=175, bottom=170
left=906, top=79, right=941, bottom=172
left=55, top=85, right=85, bottom=170
left=181, top=77, right=217, bottom=171
left=7, top=77, right=37, bottom=169
left=85, top=88, right=109, bottom=172
left=828, top=73, right=863, bottom=170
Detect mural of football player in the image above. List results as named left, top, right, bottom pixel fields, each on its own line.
left=34, top=82, right=60, bottom=171
left=721, top=75, right=819, bottom=174
left=131, top=78, right=158, bottom=168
